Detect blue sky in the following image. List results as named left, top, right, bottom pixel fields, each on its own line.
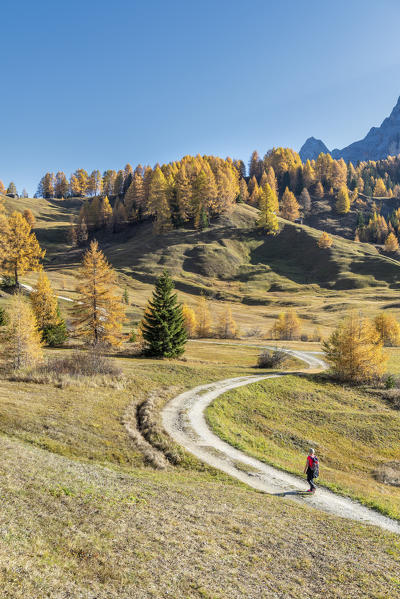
left=1, top=0, right=400, bottom=194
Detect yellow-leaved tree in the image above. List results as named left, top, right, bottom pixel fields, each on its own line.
left=280, top=187, right=300, bottom=221
left=182, top=303, right=197, bottom=338
left=270, top=310, right=302, bottom=340
left=384, top=232, right=399, bottom=252
left=0, top=211, right=45, bottom=286
left=374, top=312, right=400, bottom=347
left=0, top=200, right=8, bottom=266
left=318, top=231, right=333, bottom=249
left=196, top=295, right=213, bottom=338
left=373, top=178, right=387, bottom=197
left=258, top=183, right=279, bottom=235
left=217, top=305, right=238, bottom=339
left=23, top=209, right=36, bottom=228
left=323, top=312, right=386, bottom=383
left=30, top=271, right=67, bottom=346
left=30, top=271, right=59, bottom=329
left=336, top=186, right=350, bottom=214
left=72, top=240, right=126, bottom=346
left=4, top=293, right=43, bottom=369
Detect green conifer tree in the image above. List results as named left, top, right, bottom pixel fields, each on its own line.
left=141, top=270, right=187, bottom=357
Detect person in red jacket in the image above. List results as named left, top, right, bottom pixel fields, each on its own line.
left=303, top=448, right=318, bottom=493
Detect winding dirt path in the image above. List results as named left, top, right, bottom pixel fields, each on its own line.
left=162, top=347, right=400, bottom=534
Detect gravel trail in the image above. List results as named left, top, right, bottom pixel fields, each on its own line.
left=162, top=347, right=400, bottom=534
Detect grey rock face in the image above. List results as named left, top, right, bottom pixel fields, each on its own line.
left=300, top=96, right=400, bottom=163
left=299, top=137, right=330, bottom=161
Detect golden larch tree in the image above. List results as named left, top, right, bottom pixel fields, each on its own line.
left=374, top=312, right=400, bottom=347
left=72, top=240, right=126, bottom=346
left=30, top=271, right=59, bottom=330
left=336, top=186, right=350, bottom=214
left=0, top=211, right=45, bottom=286
left=270, top=310, right=301, bottom=340
left=147, top=167, right=172, bottom=233
left=384, top=232, right=399, bottom=252
left=23, top=209, right=36, bottom=228
left=314, top=181, right=324, bottom=199
left=4, top=293, right=43, bottom=369
left=182, top=303, right=197, bottom=338
left=258, top=183, right=279, bottom=235
left=318, top=231, right=333, bottom=249
left=196, top=295, right=213, bottom=338
left=280, top=188, right=300, bottom=221
left=0, top=200, right=9, bottom=266
left=323, top=312, right=386, bottom=383
left=217, top=305, right=238, bottom=339
left=373, top=178, right=387, bottom=197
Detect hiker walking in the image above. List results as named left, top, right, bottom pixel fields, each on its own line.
left=304, top=448, right=319, bottom=493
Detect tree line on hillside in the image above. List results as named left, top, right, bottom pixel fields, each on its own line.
left=1, top=193, right=398, bottom=386
left=0, top=180, right=28, bottom=198
left=41, top=149, right=400, bottom=248
left=5, top=146, right=400, bottom=250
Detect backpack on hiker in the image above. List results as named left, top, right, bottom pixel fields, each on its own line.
left=310, top=456, right=319, bottom=478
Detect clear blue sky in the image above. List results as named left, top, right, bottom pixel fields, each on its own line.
left=1, top=0, right=400, bottom=194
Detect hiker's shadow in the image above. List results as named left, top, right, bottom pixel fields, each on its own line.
left=273, top=490, right=309, bottom=497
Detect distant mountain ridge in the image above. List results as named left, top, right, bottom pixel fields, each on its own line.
left=299, top=96, right=400, bottom=163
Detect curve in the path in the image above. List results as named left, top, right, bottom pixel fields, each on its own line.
left=162, top=348, right=400, bottom=534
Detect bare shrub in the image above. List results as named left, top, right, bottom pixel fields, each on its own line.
left=373, top=461, right=400, bottom=487
left=42, top=349, right=122, bottom=377
left=244, top=327, right=262, bottom=338
left=10, top=348, right=123, bottom=388
left=257, top=348, right=289, bottom=369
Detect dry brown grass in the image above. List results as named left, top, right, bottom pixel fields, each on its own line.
left=0, top=434, right=399, bottom=599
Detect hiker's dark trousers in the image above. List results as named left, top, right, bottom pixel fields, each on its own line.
left=307, top=468, right=316, bottom=491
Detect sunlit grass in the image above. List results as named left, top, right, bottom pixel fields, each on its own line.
left=206, top=374, right=400, bottom=520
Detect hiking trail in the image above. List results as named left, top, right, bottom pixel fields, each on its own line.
left=162, top=346, right=400, bottom=534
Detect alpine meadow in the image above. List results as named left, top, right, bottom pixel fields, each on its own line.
left=1, top=2, right=400, bottom=598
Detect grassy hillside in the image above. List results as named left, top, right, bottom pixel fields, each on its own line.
left=101, top=203, right=400, bottom=295
left=4, top=196, right=400, bottom=295
left=206, top=374, right=400, bottom=519
left=1, top=193, right=83, bottom=253
left=4, top=196, right=400, bottom=339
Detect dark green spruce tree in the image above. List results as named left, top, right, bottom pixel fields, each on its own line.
left=142, top=270, right=187, bottom=357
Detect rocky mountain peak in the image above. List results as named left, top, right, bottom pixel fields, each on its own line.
left=300, top=96, right=400, bottom=163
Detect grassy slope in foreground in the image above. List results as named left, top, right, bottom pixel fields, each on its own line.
left=206, top=375, right=400, bottom=520
left=1, top=434, right=400, bottom=599
left=0, top=345, right=398, bottom=597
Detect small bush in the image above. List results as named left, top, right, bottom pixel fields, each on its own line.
left=385, top=374, right=397, bottom=389
left=300, top=334, right=309, bottom=342
left=257, top=348, right=288, bottom=369
left=42, top=321, right=68, bottom=346
left=0, top=275, right=16, bottom=289
left=0, top=307, right=8, bottom=326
